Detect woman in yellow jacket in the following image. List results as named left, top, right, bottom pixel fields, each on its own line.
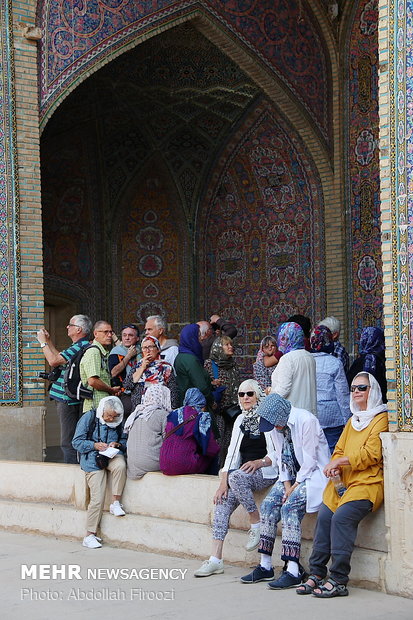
left=296, top=371, right=388, bottom=598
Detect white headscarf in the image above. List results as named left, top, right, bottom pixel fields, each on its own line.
left=124, top=384, right=171, bottom=431
left=350, top=372, right=387, bottom=431
left=96, top=396, right=124, bottom=428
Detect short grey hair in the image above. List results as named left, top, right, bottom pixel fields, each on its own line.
left=72, top=314, right=92, bottom=338
left=318, top=316, right=341, bottom=336
left=102, top=397, right=124, bottom=415
left=197, top=321, right=211, bottom=338
left=146, top=315, right=167, bottom=331
left=94, top=320, right=111, bottom=331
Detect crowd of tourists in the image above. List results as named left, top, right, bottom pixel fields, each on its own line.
left=37, top=312, right=388, bottom=597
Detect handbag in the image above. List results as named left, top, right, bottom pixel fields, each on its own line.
left=95, top=453, right=110, bottom=469
left=222, top=403, right=242, bottom=419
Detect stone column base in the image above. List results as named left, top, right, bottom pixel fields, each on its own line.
left=381, top=432, right=413, bottom=597
left=0, top=407, right=45, bottom=461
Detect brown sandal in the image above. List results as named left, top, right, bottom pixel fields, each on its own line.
left=296, top=575, right=324, bottom=595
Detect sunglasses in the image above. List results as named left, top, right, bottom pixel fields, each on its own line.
left=238, top=391, right=255, bottom=397
left=122, top=323, right=139, bottom=332
left=350, top=384, right=370, bottom=392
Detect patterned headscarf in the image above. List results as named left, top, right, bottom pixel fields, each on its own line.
left=238, top=379, right=265, bottom=439
left=358, top=328, right=385, bottom=375
left=183, top=387, right=206, bottom=411
left=142, top=335, right=161, bottom=351
left=310, top=325, right=334, bottom=354
left=210, top=337, right=236, bottom=370
left=277, top=322, right=305, bottom=354
left=124, top=384, right=171, bottom=430
left=178, top=324, right=203, bottom=363
left=167, top=387, right=212, bottom=454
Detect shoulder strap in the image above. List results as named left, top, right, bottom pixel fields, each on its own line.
left=211, top=360, right=219, bottom=379
left=164, top=414, right=198, bottom=440
left=86, top=413, right=99, bottom=441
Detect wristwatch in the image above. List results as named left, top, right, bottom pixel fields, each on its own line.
left=40, top=342, right=47, bottom=348
left=262, top=458, right=267, bottom=466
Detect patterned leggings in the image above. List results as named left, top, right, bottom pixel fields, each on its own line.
left=259, top=480, right=307, bottom=562
left=212, top=469, right=276, bottom=541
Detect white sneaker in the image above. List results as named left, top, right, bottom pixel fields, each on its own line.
left=82, top=534, right=102, bottom=549
left=245, top=527, right=261, bottom=552
left=110, top=501, right=126, bottom=517
left=194, top=559, right=224, bottom=577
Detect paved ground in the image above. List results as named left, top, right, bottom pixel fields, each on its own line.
left=1, top=530, right=412, bottom=619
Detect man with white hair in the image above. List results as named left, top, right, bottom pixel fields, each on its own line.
left=37, top=314, right=92, bottom=463
left=145, top=315, right=179, bottom=366
left=318, top=316, right=349, bottom=373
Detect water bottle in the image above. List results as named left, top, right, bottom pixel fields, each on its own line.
left=332, top=473, right=346, bottom=497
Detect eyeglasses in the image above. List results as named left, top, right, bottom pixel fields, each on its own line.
left=96, top=330, right=114, bottom=335
left=67, top=323, right=80, bottom=328
left=350, top=384, right=370, bottom=392
left=142, top=345, right=158, bottom=351
left=238, top=391, right=255, bottom=397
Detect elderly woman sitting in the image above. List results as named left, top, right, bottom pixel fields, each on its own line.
left=296, top=372, right=388, bottom=598
left=194, top=379, right=278, bottom=577
left=160, top=388, right=219, bottom=476
left=72, top=396, right=127, bottom=549
left=240, top=393, right=330, bottom=588
left=125, top=384, right=171, bottom=480
left=123, top=335, right=178, bottom=410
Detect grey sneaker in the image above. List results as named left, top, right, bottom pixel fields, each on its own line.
left=245, top=527, right=261, bottom=551
left=194, top=559, right=224, bottom=577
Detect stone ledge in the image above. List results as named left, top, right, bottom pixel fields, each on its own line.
left=0, top=498, right=385, bottom=590
left=0, top=461, right=387, bottom=551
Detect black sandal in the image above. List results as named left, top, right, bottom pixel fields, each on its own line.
left=296, top=575, right=324, bottom=595
left=312, top=578, right=349, bottom=598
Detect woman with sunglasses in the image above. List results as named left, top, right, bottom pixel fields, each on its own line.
left=296, top=372, right=388, bottom=598
left=194, top=379, right=278, bottom=577
left=123, top=335, right=178, bottom=410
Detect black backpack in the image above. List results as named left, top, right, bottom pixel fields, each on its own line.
left=63, top=344, right=102, bottom=400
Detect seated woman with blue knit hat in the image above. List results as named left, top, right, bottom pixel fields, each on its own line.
left=194, top=379, right=278, bottom=577
left=240, top=393, right=330, bottom=588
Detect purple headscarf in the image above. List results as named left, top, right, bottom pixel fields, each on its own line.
left=277, top=322, right=305, bottom=354
left=178, top=324, right=203, bottom=363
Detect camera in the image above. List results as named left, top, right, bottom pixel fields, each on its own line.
left=38, top=366, right=64, bottom=382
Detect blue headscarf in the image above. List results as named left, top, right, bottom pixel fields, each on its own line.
left=167, top=388, right=212, bottom=455
left=178, top=324, right=203, bottom=363
left=277, top=322, right=305, bottom=354
left=359, top=327, right=385, bottom=375
left=183, top=387, right=206, bottom=410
